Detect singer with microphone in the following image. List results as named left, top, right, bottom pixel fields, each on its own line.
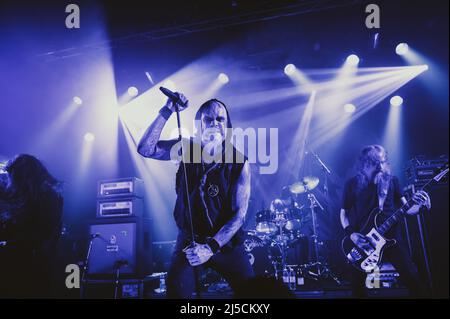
left=138, top=89, right=254, bottom=298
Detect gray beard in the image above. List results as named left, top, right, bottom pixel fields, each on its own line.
left=375, top=171, right=391, bottom=206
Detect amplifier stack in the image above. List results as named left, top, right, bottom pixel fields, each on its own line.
left=86, top=177, right=152, bottom=280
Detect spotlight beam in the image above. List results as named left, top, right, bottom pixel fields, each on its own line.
left=309, top=65, right=427, bottom=148
left=284, top=91, right=316, bottom=183
left=382, top=98, right=403, bottom=165
left=31, top=100, right=81, bottom=153
left=119, top=117, right=177, bottom=240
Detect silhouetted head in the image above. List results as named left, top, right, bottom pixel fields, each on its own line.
left=5, top=154, right=61, bottom=200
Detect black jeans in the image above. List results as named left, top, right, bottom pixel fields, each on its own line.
left=166, top=234, right=254, bottom=299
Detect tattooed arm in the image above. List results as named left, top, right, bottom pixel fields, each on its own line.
left=137, top=112, right=176, bottom=160
left=137, top=94, right=188, bottom=160
left=213, top=160, right=251, bottom=247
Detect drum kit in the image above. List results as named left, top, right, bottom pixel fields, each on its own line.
left=244, top=176, right=341, bottom=285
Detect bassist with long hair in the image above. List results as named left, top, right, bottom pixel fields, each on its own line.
left=340, top=145, right=431, bottom=297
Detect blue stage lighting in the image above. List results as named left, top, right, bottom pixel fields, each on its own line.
left=395, top=43, right=409, bottom=56
left=284, top=64, right=296, bottom=76
left=127, top=86, right=139, bottom=97
left=344, top=103, right=356, bottom=113
left=73, top=96, right=83, bottom=105
left=84, top=132, right=95, bottom=142
left=218, top=73, right=229, bottom=84
left=346, top=54, right=360, bottom=66
left=390, top=95, right=403, bottom=106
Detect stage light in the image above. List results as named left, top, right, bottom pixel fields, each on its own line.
left=383, top=94, right=403, bottom=167
left=127, top=86, right=139, bottom=97
left=284, top=64, right=296, bottom=76
left=84, top=132, right=95, bottom=142
left=346, top=54, right=360, bottom=66
left=395, top=43, right=409, bottom=56
left=218, top=73, right=229, bottom=84
left=390, top=95, right=403, bottom=106
left=73, top=96, right=83, bottom=106
left=344, top=103, right=356, bottom=113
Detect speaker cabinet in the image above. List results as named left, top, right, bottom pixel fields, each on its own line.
left=87, top=217, right=152, bottom=278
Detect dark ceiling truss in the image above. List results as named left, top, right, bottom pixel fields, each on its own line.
left=37, top=0, right=362, bottom=62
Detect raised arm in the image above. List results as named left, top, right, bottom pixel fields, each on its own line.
left=137, top=94, right=188, bottom=160
left=213, top=160, right=251, bottom=247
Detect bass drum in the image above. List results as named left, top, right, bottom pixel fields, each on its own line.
left=243, top=233, right=280, bottom=277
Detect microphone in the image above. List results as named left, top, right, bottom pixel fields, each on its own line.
left=159, top=87, right=187, bottom=107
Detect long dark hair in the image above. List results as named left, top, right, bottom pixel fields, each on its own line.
left=5, top=154, right=62, bottom=203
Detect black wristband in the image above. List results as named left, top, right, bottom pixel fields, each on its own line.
left=159, top=106, right=173, bottom=120
left=206, top=237, right=220, bottom=254
left=344, top=225, right=356, bottom=237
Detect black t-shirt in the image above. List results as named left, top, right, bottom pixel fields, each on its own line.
left=341, top=175, right=403, bottom=230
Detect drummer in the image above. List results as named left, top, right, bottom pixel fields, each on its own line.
left=270, top=186, right=303, bottom=221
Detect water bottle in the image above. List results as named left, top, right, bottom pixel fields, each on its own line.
left=288, top=267, right=296, bottom=290
left=282, top=267, right=289, bottom=285
left=157, top=274, right=166, bottom=293
left=296, top=267, right=305, bottom=286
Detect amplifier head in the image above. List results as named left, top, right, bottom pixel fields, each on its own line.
left=97, top=197, right=144, bottom=218
left=98, top=177, right=144, bottom=198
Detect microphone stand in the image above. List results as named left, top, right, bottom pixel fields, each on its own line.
left=304, top=151, right=342, bottom=285
left=80, top=234, right=98, bottom=299
left=310, top=150, right=331, bottom=196
left=172, top=99, right=201, bottom=299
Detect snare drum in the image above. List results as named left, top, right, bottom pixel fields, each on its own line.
left=255, top=210, right=277, bottom=236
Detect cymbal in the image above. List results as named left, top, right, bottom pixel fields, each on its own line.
left=289, top=176, right=320, bottom=194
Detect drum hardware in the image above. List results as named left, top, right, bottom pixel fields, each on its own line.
left=243, top=232, right=281, bottom=277
left=298, top=182, right=341, bottom=285
left=246, top=148, right=344, bottom=287
left=249, top=174, right=342, bottom=286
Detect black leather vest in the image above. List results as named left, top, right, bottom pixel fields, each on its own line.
left=173, top=141, right=246, bottom=244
